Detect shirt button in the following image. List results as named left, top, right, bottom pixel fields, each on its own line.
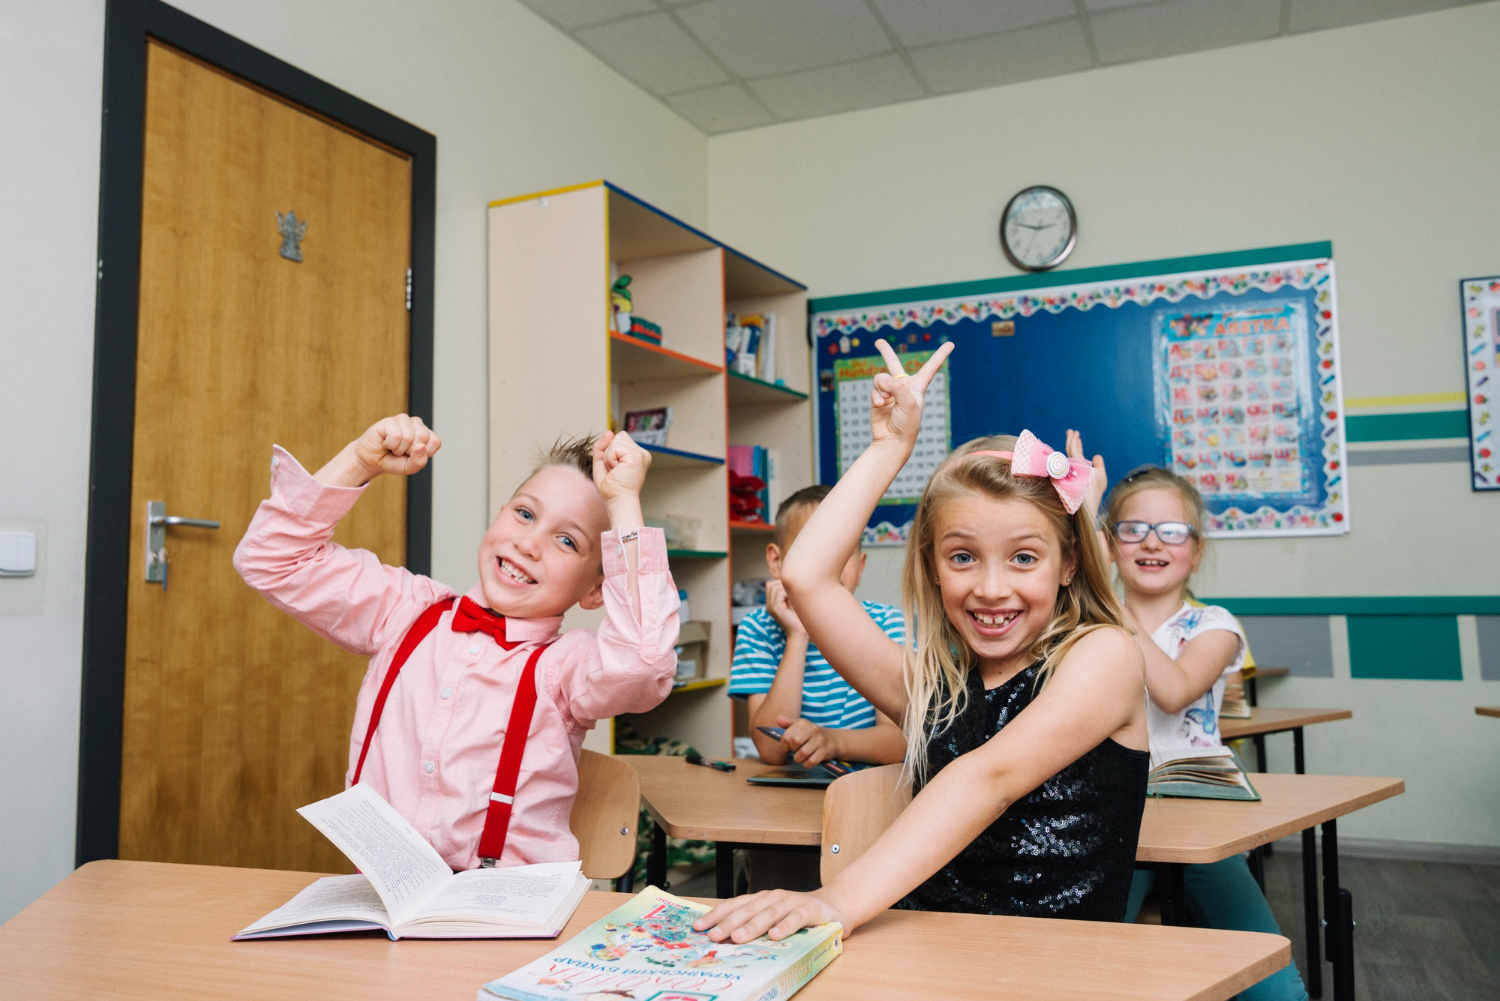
left=423, top=761, right=435, bottom=774
left=468, top=644, right=481, bottom=655
left=439, top=688, right=452, bottom=700
left=271, top=455, right=279, bottom=469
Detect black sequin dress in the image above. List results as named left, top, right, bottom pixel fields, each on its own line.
left=896, top=661, right=1148, bottom=922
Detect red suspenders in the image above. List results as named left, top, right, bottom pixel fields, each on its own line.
left=351, top=597, right=553, bottom=868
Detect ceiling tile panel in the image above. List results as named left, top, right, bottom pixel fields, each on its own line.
left=666, top=83, right=777, bottom=133
left=747, top=53, right=924, bottom=120
left=575, top=12, right=729, bottom=95
left=1091, top=0, right=1282, bottom=64
left=872, top=0, right=1077, bottom=47
left=909, top=18, right=1093, bottom=95
left=677, top=0, right=892, bottom=77
left=1289, top=0, right=1472, bottom=33
left=516, top=0, right=659, bottom=31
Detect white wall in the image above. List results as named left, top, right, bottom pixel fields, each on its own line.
left=0, top=0, right=705, bottom=923
left=706, top=3, right=1500, bottom=846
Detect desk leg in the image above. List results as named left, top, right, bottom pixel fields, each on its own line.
left=1158, top=864, right=1188, bottom=926
left=1294, top=726, right=1306, bottom=774
left=1322, top=820, right=1355, bottom=1001
left=1303, top=826, right=1322, bottom=998
left=1248, top=843, right=1265, bottom=890
left=1247, top=675, right=1259, bottom=707
left=716, top=843, right=734, bottom=899
left=648, top=821, right=667, bottom=890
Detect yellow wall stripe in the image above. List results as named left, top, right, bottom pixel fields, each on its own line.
left=1345, top=391, right=1467, bottom=409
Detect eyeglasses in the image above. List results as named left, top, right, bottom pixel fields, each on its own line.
left=1112, top=520, right=1196, bottom=545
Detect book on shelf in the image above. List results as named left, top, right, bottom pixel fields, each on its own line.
left=623, top=406, right=672, bottom=447
left=233, top=783, right=589, bottom=941
left=1220, top=670, right=1252, bottom=719
left=726, top=312, right=778, bottom=383
left=627, top=316, right=662, bottom=346
left=477, top=886, right=842, bottom=1001
left=728, top=444, right=774, bottom=524
left=1147, top=744, right=1261, bottom=801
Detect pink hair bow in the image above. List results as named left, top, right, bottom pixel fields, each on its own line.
left=971, top=430, right=1094, bottom=515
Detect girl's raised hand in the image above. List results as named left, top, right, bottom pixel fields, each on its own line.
left=352, top=414, right=441, bottom=478
left=870, top=337, right=954, bottom=450
left=1066, top=428, right=1107, bottom=519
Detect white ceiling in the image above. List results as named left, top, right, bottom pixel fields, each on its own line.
left=517, top=0, right=1483, bottom=134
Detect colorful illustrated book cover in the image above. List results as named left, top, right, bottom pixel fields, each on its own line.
left=478, top=887, right=842, bottom=1001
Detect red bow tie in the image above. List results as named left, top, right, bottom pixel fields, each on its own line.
left=451, top=596, right=520, bottom=650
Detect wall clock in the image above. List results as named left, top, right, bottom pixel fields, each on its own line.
left=1000, top=186, right=1076, bottom=272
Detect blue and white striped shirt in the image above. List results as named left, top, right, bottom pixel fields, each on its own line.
left=728, top=601, right=906, bottom=729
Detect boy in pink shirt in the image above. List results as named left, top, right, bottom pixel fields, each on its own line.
left=234, top=414, right=679, bottom=870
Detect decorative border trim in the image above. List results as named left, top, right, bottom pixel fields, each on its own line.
left=1460, top=276, right=1500, bottom=488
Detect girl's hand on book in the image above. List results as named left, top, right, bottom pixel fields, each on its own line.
left=693, top=890, right=848, bottom=944
left=1065, top=428, right=1107, bottom=520
left=350, top=414, right=441, bottom=480
left=869, top=338, right=953, bottom=453
left=592, top=430, right=651, bottom=503
left=775, top=715, right=837, bottom=768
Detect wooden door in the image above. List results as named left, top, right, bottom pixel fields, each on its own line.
left=119, top=41, right=412, bottom=871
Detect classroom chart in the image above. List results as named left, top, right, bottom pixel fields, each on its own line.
left=1460, top=275, right=1500, bottom=489
left=810, top=244, right=1350, bottom=544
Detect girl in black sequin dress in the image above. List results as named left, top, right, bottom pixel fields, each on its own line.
left=696, top=339, right=1150, bottom=945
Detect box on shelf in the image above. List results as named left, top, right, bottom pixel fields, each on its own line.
left=623, top=406, right=671, bottom=447
left=674, top=620, right=711, bottom=685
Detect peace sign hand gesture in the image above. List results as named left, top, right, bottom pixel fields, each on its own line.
left=870, top=337, right=954, bottom=451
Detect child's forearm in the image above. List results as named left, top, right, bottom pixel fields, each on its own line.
left=749, top=638, right=809, bottom=763
left=827, top=717, right=906, bottom=765
left=782, top=440, right=908, bottom=595
left=607, top=495, right=645, bottom=621
left=314, top=443, right=380, bottom=488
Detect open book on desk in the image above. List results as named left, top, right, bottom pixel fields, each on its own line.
left=1148, top=745, right=1261, bottom=801
left=234, top=783, right=589, bottom=941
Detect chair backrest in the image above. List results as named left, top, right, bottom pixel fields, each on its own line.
left=820, top=763, right=911, bottom=885
left=569, top=749, right=641, bottom=880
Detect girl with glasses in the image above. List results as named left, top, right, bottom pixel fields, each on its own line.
left=1078, top=451, right=1308, bottom=1001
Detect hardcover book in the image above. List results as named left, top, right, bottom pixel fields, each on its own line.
left=478, top=887, right=842, bottom=1001
left=1148, top=745, right=1261, bottom=801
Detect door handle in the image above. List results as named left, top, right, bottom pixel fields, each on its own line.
left=146, top=501, right=221, bottom=589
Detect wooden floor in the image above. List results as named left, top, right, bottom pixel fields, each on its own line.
left=1261, top=849, right=1500, bottom=1000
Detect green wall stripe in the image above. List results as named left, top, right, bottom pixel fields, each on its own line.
left=1345, top=410, right=1469, bottom=442
left=808, top=241, right=1333, bottom=313
left=1346, top=615, right=1463, bottom=681
left=1204, top=596, right=1500, bottom=616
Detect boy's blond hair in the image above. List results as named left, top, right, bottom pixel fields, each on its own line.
left=534, top=433, right=597, bottom=479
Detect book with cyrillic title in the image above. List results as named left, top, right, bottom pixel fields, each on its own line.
left=478, top=886, right=842, bottom=1001
left=232, top=783, right=589, bottom=941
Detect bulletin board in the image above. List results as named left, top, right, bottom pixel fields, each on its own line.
left=810, top=243, right=1350, bottom=544
left=1460, top=275, right=1500, bottom=489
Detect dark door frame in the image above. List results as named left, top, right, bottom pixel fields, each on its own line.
left=78, top=0, right=437, bottom=865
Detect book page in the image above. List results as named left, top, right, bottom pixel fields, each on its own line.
left=236, top=874, right=390, bottom=935
left=296, top=783, right=451, bottom=925
left=414, top=862, right=582, bottom=925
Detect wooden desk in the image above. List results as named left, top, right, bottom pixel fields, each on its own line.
left=0, top=861, right=1290, bottom=1001
left=1139, top=773, right=1403, bottom=1001
left=626, top=755, right=822, bottom=896
left=1478, top=706, right=1500, bottom=718
left=1222, top=707, right=1353, bottom=773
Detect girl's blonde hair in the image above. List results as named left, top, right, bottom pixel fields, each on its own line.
left=899, top=435, right=1126, bottom=780
left=1100, top=465, right=1207, bottom=595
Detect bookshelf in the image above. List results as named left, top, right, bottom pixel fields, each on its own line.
left=488, top=181, right=809, bottom=758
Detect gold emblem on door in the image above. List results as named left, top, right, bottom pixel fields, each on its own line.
left=276, top=209, right=308, bottom=262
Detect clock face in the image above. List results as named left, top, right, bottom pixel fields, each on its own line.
left=1000, top=186, right=1076, bottom=271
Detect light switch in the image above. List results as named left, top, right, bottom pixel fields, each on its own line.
left=0, top=531, right=37, bottom=576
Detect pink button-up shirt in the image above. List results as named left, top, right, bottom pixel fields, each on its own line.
left=233, top=446, right=678, bottom=870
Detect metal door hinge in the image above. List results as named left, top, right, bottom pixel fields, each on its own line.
left=405, top=268, right=412, bottom=311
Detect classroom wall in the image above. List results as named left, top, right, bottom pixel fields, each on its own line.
left=706, top=3, right=1500, bottom=848
left=0, top=0, right=705, bottom=923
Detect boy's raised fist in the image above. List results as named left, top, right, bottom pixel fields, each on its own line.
left=591, top=430, right=651, bottom=502
left=352, top=414, right=441, bottom=478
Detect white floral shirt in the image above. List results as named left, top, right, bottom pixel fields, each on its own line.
left=1145, top=602, right=1247, bottom=751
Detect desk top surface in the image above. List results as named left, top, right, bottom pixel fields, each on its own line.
left=626, top=755, right=825, bottom=844
left=1478, top=706, right=1500, bottom=718
left=0, top=860, right=1289, bottom=1001
left=1221, top=706, right=1353, bottom=739
left=1137, top=772, right=1404, bottom=863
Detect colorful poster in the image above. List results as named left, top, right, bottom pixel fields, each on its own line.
left=1460, top=276, right=1500, bottom=489
left=834, top=349, right=951, bottom=507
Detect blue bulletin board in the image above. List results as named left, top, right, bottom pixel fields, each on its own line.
left=810, top=243, right=1350, bottom=544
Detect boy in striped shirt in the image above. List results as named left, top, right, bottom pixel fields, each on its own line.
left=730, top=485, right=906, bottom=770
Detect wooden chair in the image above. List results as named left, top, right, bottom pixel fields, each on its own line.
left=820, top=763, right=911, bottom=884
left=568, top=750, right=641, bottom=882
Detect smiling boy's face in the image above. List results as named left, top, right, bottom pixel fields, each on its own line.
left=476, top=465, right=611, bottom=619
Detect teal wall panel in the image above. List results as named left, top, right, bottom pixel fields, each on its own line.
left=1346, top=615, right=1463, bottom=680
left=1344, top=410, right=1469, bottom=442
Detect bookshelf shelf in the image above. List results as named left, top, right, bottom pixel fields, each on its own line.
left=727, top=370, right=809, bottom=405
left=490, top=180, right=807, bottom=759
left=641, top=444, right=725, bottom=469
left=730, top=520, right=775, bottom=534
left=610, top=331, right=723, bottom=382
